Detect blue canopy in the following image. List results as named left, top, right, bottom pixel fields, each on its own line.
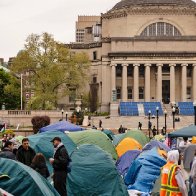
left=39, top=120, right=84, bottom=133
left=143, top=140, right=171, bottom=152
left=116, top=150, right=141, bottom=176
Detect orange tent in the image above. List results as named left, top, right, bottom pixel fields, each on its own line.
left=116, top=137, right=142, bottom=158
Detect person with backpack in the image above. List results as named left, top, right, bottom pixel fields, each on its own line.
left=49, top=137, right=71, bottom=196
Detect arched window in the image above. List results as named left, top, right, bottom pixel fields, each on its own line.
left=140, top=22, right=181, bottom=37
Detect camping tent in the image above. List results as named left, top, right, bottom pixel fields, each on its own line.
left=39, top=121, right=84, bottom=133
left=102, top=129, right=114, bottom=140
left=168, top=125, right=196, bottom=138
left=68, top=130, right=118, bottom=159
left=116, top=150, right=141, bottom=176
left=183, top=144, right=196, bottom=169
left=143, top=140, right=170, bottom=152
left=0, top=158, right=59, bottom=196
left=67, top=144, right=129, bottom=196
left=116, top=138, right=142, bottom=158
left=125, top=148, right=166, bottom=193
left=28, top=131, right=77, bottom=172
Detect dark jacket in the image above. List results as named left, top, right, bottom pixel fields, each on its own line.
left=16, top=145, right=36, bottom=166
left=53, top=145, right=70, bottom=172
left=0, top=147, right=16, bottom=160
left=30, top=162, right=50, bottom=178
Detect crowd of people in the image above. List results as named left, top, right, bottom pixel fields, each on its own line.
left=0, top=134, right=70, bottom=196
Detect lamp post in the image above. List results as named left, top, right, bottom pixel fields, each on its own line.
left=65, top=111, right=68, bottom=121
left=148, top=110, right=151, bottom=138
left=61, top=109, right=64, bottom=120
left=156, top=106, right=159, bottom=134
left=164, top=109, right=167, bottom=134
left=172, top=107, right=176, bottom=130
left=193, top=101, right=196, bottom=125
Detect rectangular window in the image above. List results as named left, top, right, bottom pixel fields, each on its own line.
left=139, top=66, right=145, bottom=77
left=116, top=87, right=121, bottom=99
left=69, top=88, right=76, bottom=102
left=93, top=51, right=97, bottom=60
left=187, top=66, right=192, bottom=78
left=187, top=87, right=191, bottom=99
left=116, top=64, right=122, bottom=77
left=139, top=87, right=144, bottom=99
left=127, top=87, right=133, bottom=99
left=127, top=65, right=133, bottom=77
left=93, top=76, right=97, bottom=83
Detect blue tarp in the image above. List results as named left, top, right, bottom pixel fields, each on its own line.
left=143, top=140, right=171, bottom=152
left=116, top=150, right=141, bottom=177
left=125, top=148, right=166, bottom=193
left=39, top=120, right=84, bottom=133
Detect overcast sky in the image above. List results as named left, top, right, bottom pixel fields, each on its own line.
left=0, top=0, right=119, bottom=61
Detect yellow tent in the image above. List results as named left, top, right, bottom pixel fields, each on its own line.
left=192, top=136, right=196, bottom=144
left=116, top=137, right=142, bottom=158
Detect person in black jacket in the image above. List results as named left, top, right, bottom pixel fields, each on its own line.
left=0, top=141, right=16, bottom=160
left=49, top=137, right=70, bottom=196
left=16, top=138, right=36, bottom=166
left=30, top=153, right=49, bottom=178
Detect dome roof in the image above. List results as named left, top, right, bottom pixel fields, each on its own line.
left=112, top=0, right=196, bottom=10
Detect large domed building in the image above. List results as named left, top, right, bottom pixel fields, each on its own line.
left=69, top=0, right=196, bottom=115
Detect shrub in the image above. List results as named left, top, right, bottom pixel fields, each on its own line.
left=31, top=115, right=50, bottom=134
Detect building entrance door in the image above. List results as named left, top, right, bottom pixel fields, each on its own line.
left=162, top=80, right=170, bottom=104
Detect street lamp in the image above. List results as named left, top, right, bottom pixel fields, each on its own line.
left=148, top=110, right=151, bottom=138
left=61, top=109, right=64, bottom=120
left=65, top=111, right=68, bottom=121
left=193, top=101, right=196, bottom=125
left=172, top=107, right=176, bottom=130
left=156, top=106, right=159, bottom=134
left=164, top=109, right=167, bottom=135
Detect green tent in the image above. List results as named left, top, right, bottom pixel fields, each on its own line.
left=168, top=125, right=196, bottom=138
left=68, top=130, right=118, bottom=160
left=113, top=130, right=149, bottom=147
left=102, top=129, right=114, bottom=140
left=67, top=144, right=128, bottom=196
left=0, top=158, right=59, bottom=196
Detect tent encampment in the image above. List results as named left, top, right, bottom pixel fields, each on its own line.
left=143, top=140, right=171, bottom=152
left=0, top=158, right=59, bottom=196
left=39, top=121, right=84, bottom=133
left=68, top=130, right=118, bottom=159
left=67, top=144, right=128, bottom=196
left=168, top=125, right=196, bottom=138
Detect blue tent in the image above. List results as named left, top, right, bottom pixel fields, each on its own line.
left=143, top=140, right=171, bottom=152
left=125, top=148, right=166, bottom=193
left=39, top=120, right=84, bottom=133
left=116, top=150, right=141, bottom=176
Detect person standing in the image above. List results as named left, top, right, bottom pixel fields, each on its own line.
left=0, top=141, right=16, bottom=160
left=30, top=153, right=50, bottom=179
left=160, top=150, right=188, bottom=196
left=99, top=120, right=102, bottom=128
left=16, top=138, right=36, bottom=166
left=189, top=160, right=196, bottom=196
left=152, top=126, right=157, bottom=137
left=49, top=137, right=70, bottom=196
left=138, top=122, right=142, bottom=130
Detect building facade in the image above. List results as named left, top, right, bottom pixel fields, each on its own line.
left=69, top=0, right=196, bottom=113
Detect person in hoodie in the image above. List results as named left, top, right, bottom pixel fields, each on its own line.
left=0, top=141, right=16, bottom=160
left=16, top=138, right=35, bottom=166
left=30, top=153, right=49, bottom=179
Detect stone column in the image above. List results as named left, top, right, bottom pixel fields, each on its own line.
left=193, top=64, right=196, bottom=101
left=122, top=64, right=128, bottom=101
left=157, top=64, right=163, bottom=102
left=111, top=64, right=116, bottom=91
left=133, top=64, right=139, bottom=101
left=144, top=64, right=151, bottom=102
left=170, top=63, right=176, bottom=104
left=181, top=64, right=188, bottom=102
